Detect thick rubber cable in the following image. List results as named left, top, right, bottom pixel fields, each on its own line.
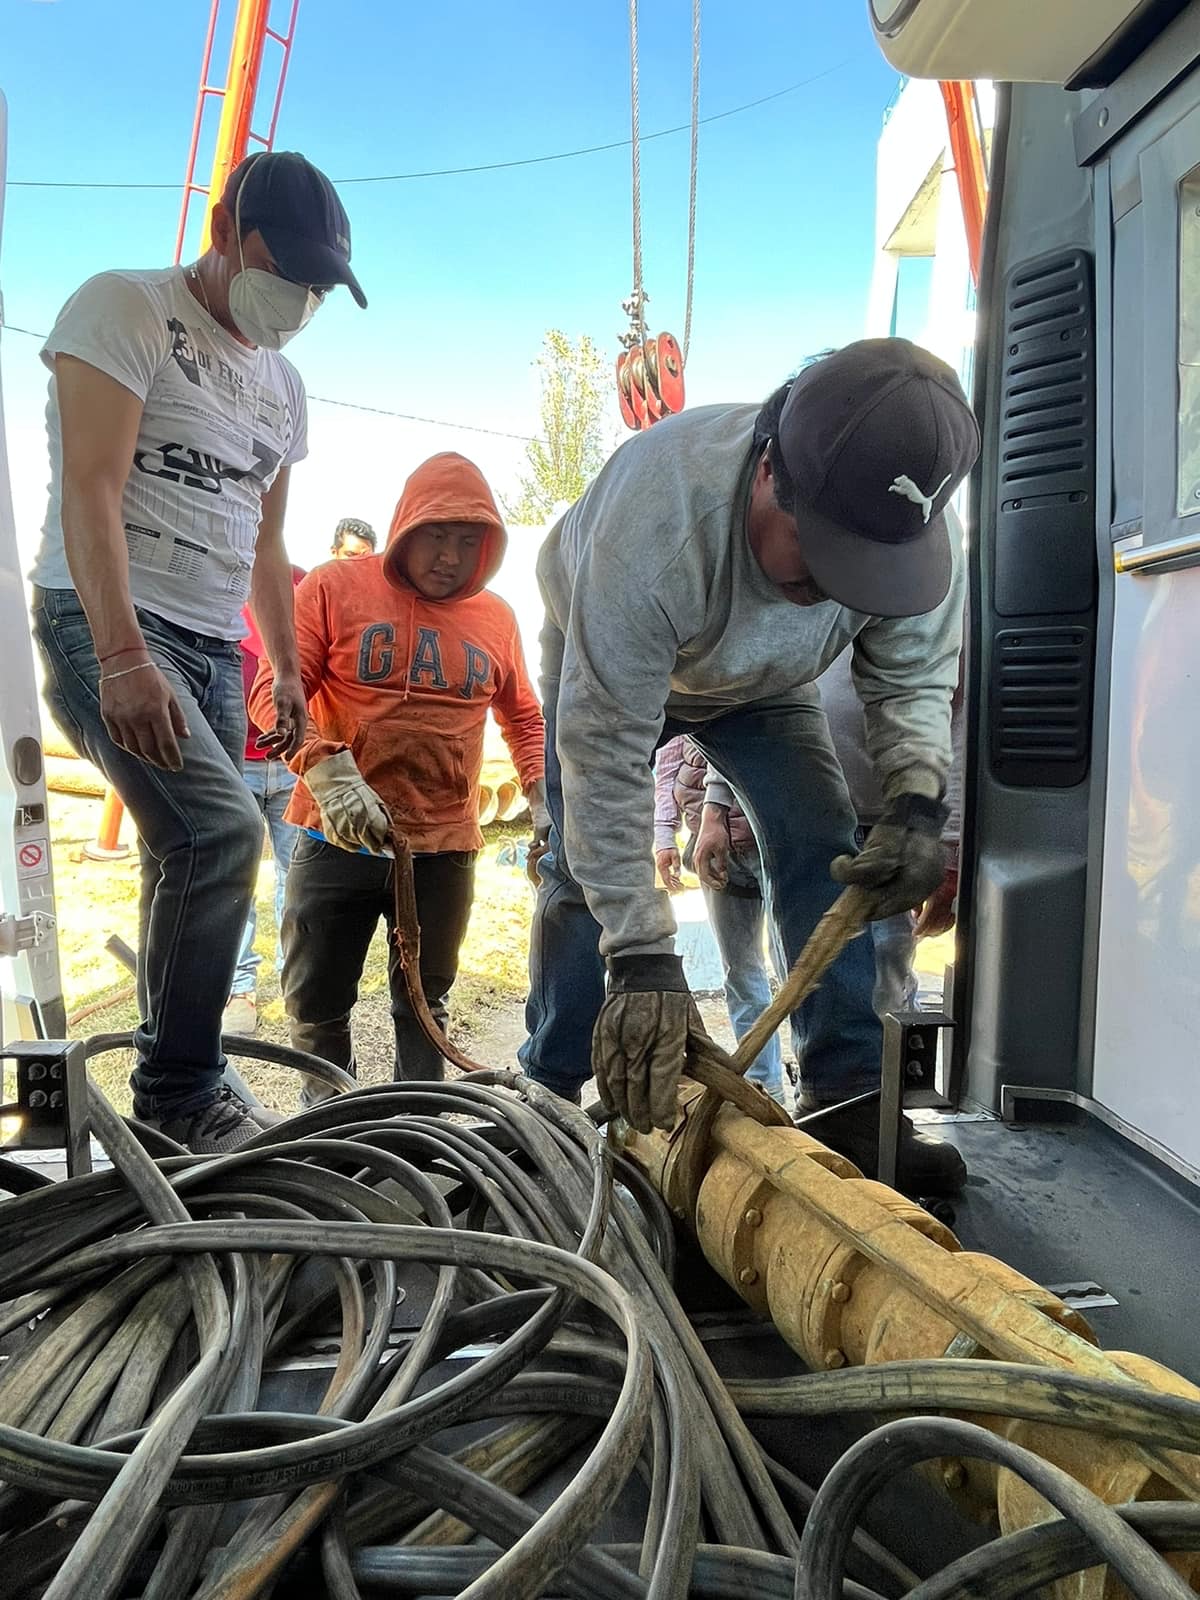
left=794, top=1416, right=1195, bottom=1600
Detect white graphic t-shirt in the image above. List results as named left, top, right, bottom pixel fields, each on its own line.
left=33, top=265, right=308, bottom=640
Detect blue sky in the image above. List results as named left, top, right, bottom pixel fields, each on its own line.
left=0, top=0, right=900, bottom=567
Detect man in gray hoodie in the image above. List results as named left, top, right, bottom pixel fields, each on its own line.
left=519, top=340, right=979, bottom=1195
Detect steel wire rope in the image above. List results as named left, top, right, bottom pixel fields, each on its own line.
left=628, top=0, right=648, bottom=351
left=683, top=0, right=701, bottom=362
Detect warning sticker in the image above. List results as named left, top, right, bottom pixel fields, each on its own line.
left=17, top=839, right=49, bottom=879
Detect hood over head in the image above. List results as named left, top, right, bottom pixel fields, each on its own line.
left=383, top=452, right=506, bottom=600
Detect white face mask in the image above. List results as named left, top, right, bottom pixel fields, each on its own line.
left=228, top=267, right=320, bottom=349
left=226, top=169, right=323, bottom=349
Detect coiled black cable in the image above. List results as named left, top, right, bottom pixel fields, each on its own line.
left=0, top=1068, right=800, bottom=1598
left=2, top=1047, right=1199, bottom=1600
left=794, top=1416, right=1196, bottom=1600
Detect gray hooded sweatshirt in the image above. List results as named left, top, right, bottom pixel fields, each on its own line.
left=536, top=402, right=965, bottom=960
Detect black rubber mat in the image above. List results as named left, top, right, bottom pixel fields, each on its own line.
left=936, top=1113, right=1200, bottom=1383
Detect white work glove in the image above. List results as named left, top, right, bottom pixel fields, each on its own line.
left=305, top=751, right=391, bottom=854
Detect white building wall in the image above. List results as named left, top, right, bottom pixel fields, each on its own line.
left=866, top=78, right=995, bottom=389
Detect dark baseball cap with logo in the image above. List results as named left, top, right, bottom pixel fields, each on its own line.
left=225, top=151, right=367, bottom=308
left=776, top=339, right=979, bottom=617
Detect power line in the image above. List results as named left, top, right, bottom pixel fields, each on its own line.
left=0, top=320, right=539, bottom=443
left=7, top=59, right=858, bottom=192
left=339, top=58, right=856, bottom=186
left=306, top=393, right=538, bottom=442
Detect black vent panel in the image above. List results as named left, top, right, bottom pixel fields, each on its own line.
left=994, top=250, right=1096, bottom=618
left=1001, top=256, right=1091, bottom=493
left=990, top=626, right=1092, bottom=788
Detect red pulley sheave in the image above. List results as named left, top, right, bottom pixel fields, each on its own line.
left=616, top=333, right=686, bottom=432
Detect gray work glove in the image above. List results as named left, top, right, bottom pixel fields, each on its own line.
left=305, top=750, right=391, bottom=854
left=831, top=791, right=949, bottom=918
left=592, top=953, right=698, bottom=1134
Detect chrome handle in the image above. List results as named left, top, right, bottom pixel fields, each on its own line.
left=1115, top=529, right=1200, bottom=574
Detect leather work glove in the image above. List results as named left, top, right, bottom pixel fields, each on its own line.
left=831, top=791, right=950, bottom=919
left=592, top=953, right=699, bottom=1134
left=305, top=751, right=391, bottom=854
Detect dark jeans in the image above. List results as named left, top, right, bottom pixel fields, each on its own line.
left=519, top=653, right=882, bottom=1104
left=280, top=835, right=476, bottom=1084
left=32, top=586, right=262, bottom=1120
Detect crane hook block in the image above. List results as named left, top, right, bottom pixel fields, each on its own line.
left=616, top=333, right=686, bottom=431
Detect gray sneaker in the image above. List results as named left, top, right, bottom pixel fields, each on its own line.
left=153, top=1087, right=262, bottom=1155
left=246, top=1101, right=285, bottom=1129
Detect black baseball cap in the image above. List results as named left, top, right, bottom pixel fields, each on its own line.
left=226, top=151, right=367, bottom=308
left=776, top=339, right=979, bottom=617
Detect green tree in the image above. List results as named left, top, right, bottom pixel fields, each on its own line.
left=507, top=330, right=610, bottom=524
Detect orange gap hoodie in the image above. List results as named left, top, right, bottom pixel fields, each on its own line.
left=249, top=453, right=545, bottom=854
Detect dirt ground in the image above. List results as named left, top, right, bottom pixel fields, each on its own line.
left=47, top=790, right=541, bottom=1114
left=45, top=788, right=954, bottom=1116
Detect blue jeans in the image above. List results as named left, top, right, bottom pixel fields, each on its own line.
left=787, top=829, right=918, bottom=1072
left=702, top=847, right=788, bottom=1105
left=870, top=914, right=919, bottom=1017
left=853, top=828, right=919, bottom=1020
left=32, top=587, right=262, bottom=1120
left=520, top=662, right=882, bottom=1104
left=231, top=758, right=300, bottom=996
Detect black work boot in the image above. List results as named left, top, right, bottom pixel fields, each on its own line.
left=797, top=1098, right=967, bottom=1198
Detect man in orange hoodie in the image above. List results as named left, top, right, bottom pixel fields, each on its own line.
left=250, top=453, right=546, bottom=1084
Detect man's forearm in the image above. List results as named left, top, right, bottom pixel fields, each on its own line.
left=61, top=477, right=146, bottom=659
left=559, top=727, right=677, bottom=959
left=858, top=566, right=965, bottom=797
left=250, top=541, right=300, bottom=680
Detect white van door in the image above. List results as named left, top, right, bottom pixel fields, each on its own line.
left=0, top=89, right=66, bottom=1042
left=1091, top=73, right=1200, bottom=1175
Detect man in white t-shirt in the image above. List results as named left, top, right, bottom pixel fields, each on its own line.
left=30, top=150, right=367, bottom=1153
